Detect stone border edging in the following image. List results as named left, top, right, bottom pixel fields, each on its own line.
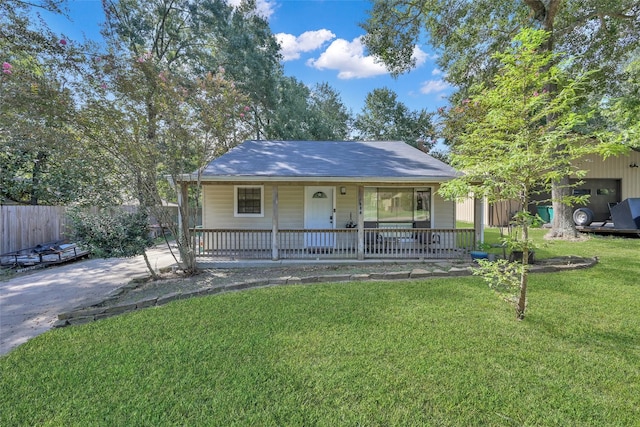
left=54, top=256, right=597, bottom=328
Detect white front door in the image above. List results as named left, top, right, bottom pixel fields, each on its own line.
left=304, top=186, right=335, bottom=249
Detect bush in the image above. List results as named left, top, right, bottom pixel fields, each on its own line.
left=473, top=258, right=524, bottom=307
left=70, top=208, right=153, bottom=258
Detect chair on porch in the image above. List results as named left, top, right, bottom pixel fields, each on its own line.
left=364, top=221, right=385, bottom=253
left=413, top=221, right=440, bottom=254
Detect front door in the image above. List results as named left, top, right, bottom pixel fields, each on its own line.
left=304, top=186, right=335, bottom=249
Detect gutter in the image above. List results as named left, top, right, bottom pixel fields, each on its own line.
left=174, top=174, right=459, bottom=184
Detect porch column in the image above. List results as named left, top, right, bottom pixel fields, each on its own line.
left=357, top=185, right=364, bottom=260
left=473, top=195, right=484, bottom=246
left=272, top=185, right=279, bottom=261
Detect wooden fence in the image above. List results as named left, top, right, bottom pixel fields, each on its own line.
left=0, top=205, right=70, bottom=254
left=0, top=204, right=199, bottom=255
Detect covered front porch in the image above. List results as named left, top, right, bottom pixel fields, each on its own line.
left=185, top=180, right=483, bottom=262
left=176, top=140, right=484, bottom=264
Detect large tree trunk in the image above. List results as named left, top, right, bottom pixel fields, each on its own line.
left=547, top=176, right=579, bottom=238
left=178, top=181, right=197, bottom=275
left=30, top=151, right=46, bottom=205
left=528, top=0, right=577, bottom=239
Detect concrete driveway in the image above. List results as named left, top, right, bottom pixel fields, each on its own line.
left=0, top=245, right=177, bottom=356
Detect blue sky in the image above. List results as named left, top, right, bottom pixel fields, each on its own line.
left=49, top=0, right=454, bottom=114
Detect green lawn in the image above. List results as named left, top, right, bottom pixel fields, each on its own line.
left=1, top=230, right=639, bottom=426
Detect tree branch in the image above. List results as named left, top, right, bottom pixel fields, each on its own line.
left=523, top=0, right=546, bottom=22
left=555, top=6, right=639, bottom=38
left=545, top=0, right=562, bottom=29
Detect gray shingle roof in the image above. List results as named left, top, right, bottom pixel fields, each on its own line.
left=194, top=140, right=458, bottom=182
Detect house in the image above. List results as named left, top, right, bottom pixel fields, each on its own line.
left=457, top=150, right=640, bottom=226
left=177, top=140, right=480, bottom=262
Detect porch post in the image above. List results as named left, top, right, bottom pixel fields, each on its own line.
left=357, top=185, right=364, bottom=260
left=272, top=184, right=279, bottom=260
left=473, top=195, right=484, bottom=246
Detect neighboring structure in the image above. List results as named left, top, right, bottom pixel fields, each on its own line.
left=457, top=150, right=640, bottom=226
left=177, top=140, right=479, bottom=262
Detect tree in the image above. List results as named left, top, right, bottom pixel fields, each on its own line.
left=262, top=76, right=314, bottom=140
left=354, top=87, right=436, bottom=151
left=602, top=54, right=640, bottom=149
left=362, top=0, right=639, bottom=237
left=69, top=208, right=158, bottom=279
left=220, top=0, right=283, bottom=141
left=262, top=78, right=352, bottom=140
left=85, top=0, right=275, bottom=274
left=307, top=82, right=352, bottom=140
left=438, top=29, right=618, bottom=320
left=1, top=0, right=120, bottom=205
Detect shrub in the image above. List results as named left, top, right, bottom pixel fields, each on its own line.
left=70, top=208, right=153, bottom=258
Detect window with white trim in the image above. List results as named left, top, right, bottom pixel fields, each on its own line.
left=234, top=185, right=264, bottom=217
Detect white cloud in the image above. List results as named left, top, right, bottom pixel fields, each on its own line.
left=412, top=46, right=431, bottom=68
left=307, top=37, right=431, bottom=80
left=431, top=68, right=443, bottom=76
left=226, top=0, right=276, bottom=19
left=306, top=36, right=388, bottom=79
left=420, top=79, right=451, bottom=94
left=276, top=30, right=336, bottom=61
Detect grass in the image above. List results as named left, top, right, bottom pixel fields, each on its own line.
left=1, top=230, right=639, bottom=426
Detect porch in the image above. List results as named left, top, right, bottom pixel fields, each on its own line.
left=192, top=227, right=476, bottom=261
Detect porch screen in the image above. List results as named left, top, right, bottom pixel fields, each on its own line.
left=364, top=187, right=431, bottom=225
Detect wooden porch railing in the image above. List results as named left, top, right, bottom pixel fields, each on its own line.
left=192, top=228, right=475, bottom=260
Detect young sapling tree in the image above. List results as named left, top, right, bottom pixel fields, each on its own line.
left=439, top=29, right=618, bottom=319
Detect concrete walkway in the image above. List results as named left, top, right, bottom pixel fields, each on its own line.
left=0, top=245, right=177, bottom=356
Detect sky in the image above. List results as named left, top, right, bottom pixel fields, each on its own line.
left=46, top=0, right=454, bottom=115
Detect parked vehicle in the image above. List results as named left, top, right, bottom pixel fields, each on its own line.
left=574, top=198, right=640, bottom=236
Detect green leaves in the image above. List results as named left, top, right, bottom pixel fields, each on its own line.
left=261, top=78, right=351, bottom=141
left=363, top=0, right=639, bottom=97
left=473, top=258, right=524, bottom=305
left=69, top=208, right=154, bottom=258
left=439, top=28, right=614, bottom=319
left=442, top=29, right=598, bottom=203
left=88, top=0, right=289, bottom=273
left=601, top=55, right=640, bottom=150
left=354, top=87, right=436, bottom=150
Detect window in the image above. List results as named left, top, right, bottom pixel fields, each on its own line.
left=234, top=185, right=264, bottom=217
left=415, top=190, right=431, bottom=221
left=364, top=187, right=431, bottom=225
left=312, top=191, right=328, bottom=199
left=597, top=188, right=616, bottom=196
